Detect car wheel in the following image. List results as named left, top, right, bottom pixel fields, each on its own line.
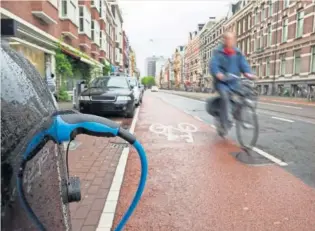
left=135, top=99, right=140, bottom=107
left=126, top=106, right=135, bottom=118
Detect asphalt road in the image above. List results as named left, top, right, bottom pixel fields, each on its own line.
left=155, top=92, right=315, bottom=188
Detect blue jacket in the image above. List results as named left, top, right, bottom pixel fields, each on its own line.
left=210, top=44, right=251, bottom=82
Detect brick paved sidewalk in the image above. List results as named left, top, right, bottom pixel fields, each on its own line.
left=68, top=133, right=128, bottom=231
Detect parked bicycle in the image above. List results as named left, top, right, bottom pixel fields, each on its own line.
left=206, top=74, right=259, bottom=149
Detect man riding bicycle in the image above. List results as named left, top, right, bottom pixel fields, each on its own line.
left=210, top=31, right=255, bottom=135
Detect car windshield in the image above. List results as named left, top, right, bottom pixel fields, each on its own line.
left=90, top=77, right=129, bottom=89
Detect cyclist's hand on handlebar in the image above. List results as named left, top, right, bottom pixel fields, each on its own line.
left=216, top=72, right=224, bottom=81
left=244, top=73, right=257, bottom=80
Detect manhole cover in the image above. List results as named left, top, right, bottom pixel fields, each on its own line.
left=63, top=140, right=81, bottom=151
left=230, top=150, right=274, bottom=166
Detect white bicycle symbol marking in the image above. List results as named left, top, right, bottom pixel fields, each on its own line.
left=149, top=123, right=198, bottom=143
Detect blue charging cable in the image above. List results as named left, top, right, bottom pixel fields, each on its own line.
left=17, top=112, right=148, bottom=231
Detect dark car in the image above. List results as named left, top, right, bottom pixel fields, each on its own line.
left=79, top=76, right=136, bottom=118
left=1, top=41, right=71, bottom=230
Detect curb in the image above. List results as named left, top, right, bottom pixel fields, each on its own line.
left=161, top=90, right=209, bottom=102
left=96, top=107, right=140, bottom=231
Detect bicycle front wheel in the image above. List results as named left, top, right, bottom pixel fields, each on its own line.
left=235, top=105, right=259, bottom=149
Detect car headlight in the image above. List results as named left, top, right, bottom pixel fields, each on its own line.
left=79, top=96, right=90, bottom=100
left=116, top=96, right=131, bottom=101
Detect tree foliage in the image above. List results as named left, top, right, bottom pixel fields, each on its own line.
left=55, top=49, right=73, bottom=78
left=141, top=76, right=156, bottom=87
left=102, top=61, right=111, bottom=76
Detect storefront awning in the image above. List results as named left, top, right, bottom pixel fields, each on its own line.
left=61, top=47, right=80, bottom=61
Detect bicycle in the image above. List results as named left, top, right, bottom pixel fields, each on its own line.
left=206, top=74, right=259, bottom=149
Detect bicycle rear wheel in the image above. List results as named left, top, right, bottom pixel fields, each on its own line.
left=235, top=105, right=259, bottom=149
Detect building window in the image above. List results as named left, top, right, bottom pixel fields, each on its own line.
left=91, top=21, right=95, bottom=41
left=242, top=40, right=245, bottom=53
left=284, top=0, right=290, bottom=8
left=91, top=20, right=101, bottom=45
left=282, top=18, right=288, bottom=42
left=252, top=66, right=256, bottom=75
left=280, top=53, right=286, bottom=76
left=99, top=0, right=102, bottom=18
left=261, top=6, right=265, bottom=21
left=60, top=0, right=78, bottom=26
left=296, top=11, right=304, bottom=38
left=79, top=6, right=83, bottom=31
left=311, top=46, right=315, bottom=73
left=259, top=36, right=263, bottom=49
left=259, top=59, right=263, bottom=76
left=255, top=8, right=258, bottom=25
left=248, top=15, right=251, bottom=29
left=267, top=25, right=272, bottom=46
left=61, top=0, right=67, bottom=16
left=254, top=38, right=257, bottom=51
left=247, top=38, right=250, bottom=54
left=293, top=50, right=301, bottom=74
left=266, top=57, right=270, bottom=77
left=269, top=0, right=273, bottom=17
left=79, top=6, right=91, bottom=38
left=243, top=19, right=246, bottom=33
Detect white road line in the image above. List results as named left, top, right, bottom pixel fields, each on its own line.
left=252, top=147, right=288, bottom=166
left=211, top=124, right=216, bottom=129
left=194, top=115, right=203, bottom=121
left=259, top=102, right=302, bottom=109
left=257, top=110, right=315, bottom=125
left=271, top=116, right=294, bottom=123
left=97, top=107, right=140, bottom=230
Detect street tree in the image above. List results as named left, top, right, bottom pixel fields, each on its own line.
left=141, top=76, right=156, bottom=87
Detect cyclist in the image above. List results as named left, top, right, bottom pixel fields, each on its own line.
left=210, top=31, right=255, bottom=135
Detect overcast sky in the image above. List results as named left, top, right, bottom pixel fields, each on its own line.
left=120, top=0, right=233, bottom=76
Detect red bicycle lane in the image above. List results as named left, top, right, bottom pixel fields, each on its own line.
left=113, top=92, right=315, bottom=231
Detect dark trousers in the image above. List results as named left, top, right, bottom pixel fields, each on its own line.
left=216, top=80, right=240, bottom=131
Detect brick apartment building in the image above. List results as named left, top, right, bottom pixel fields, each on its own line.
left=122, top=30, right=130, bottom=74
left=250, top=0, right=315, bottom=96
left=179, top=0, right=315, bottom=96
left=201, top=17, right=225, bottom=88
left=185, top=24, right=204, bottom=87
left=0, top=0, right=128, bottom=89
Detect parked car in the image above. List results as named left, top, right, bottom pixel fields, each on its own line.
left=151, top=86, right=159, bottom=92
left=127, top=77, right=143, bottom=106
left=139, top=84, right=145, bottom=94
left=79, top=76, right=136, bottom=118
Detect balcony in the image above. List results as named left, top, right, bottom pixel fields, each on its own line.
left=61, top=20, right=78, bottom=40
left=99, top=50, right=106, bottom=60
left=91, top=43, right=100, bottom=55
left=31, top=1, right=58, bottom=24
left=79, top=34, right=91, bottom=49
